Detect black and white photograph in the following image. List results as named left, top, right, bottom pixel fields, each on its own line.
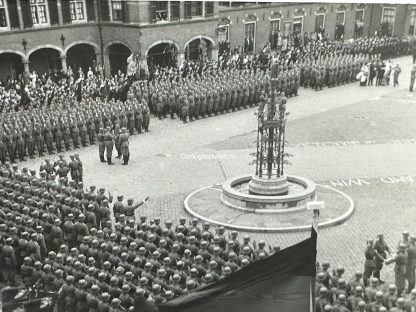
left=0, top=0, right=416, bottom=311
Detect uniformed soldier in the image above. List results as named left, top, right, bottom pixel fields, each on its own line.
left=373, top=234, right=391, bottom=283
left=104, top=127, right=115, bottom=165
left=386, top=243, right=408, bottom=296
left=119, top=128, right=130, bottom=166
left=97, top=128, right=106, bottom=163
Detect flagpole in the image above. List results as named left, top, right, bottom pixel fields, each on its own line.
left=307, top=201, right=325, bottom=312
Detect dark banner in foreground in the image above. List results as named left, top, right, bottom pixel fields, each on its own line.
left=159, top=229, right=317, bottom=312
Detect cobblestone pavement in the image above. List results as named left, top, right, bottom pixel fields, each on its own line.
left=17, top=55, right=416, bottom=283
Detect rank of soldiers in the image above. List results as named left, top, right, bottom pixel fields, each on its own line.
left=0, top=94, right=150, bottom=165
left=0, top=160, right=279, bottom=311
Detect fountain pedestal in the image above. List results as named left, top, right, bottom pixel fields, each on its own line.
left=248, top=175, right=289, bottom=195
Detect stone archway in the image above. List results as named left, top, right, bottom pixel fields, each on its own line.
left=0, top=51, right=25, bottom=82
left=27, top=46, right=63, bottom=74
left=66, top=43, right=98, bottom=76
left=146, top=41, right=179, bottom=68
left=184, top=36, right=215, bottom=62
left=106, top=42, right=132, bottom=76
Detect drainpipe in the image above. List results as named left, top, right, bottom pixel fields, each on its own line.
left=368, top=4, right=374, bottom=37
left=97, top=0, right=105, bottom=75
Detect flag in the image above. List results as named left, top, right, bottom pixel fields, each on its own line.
left=159, top=228, right=317, bottom=312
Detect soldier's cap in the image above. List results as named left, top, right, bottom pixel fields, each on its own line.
left=66, top=275, right=75, bottom=282
left=186, top=280, right=195, bottom=287
left=388, top=284, right=397, bottom=290
left=376, top=291, right=384, bottom=298
left=223, top=266, right=232, bottom=274
left=410, top=236, right=416, bottom=241
left=403, top=231, right=409, bottom=236
left=399, top=243, right=406, bottom=249
left=30, top=233, right=38, bottom=239
left=397, top=298, right=405, bottom=306
left=117, top=195, right=123, bottom=200
left=78, top=214, right=85, bottom=219
left=411, top=289, right=416, bottom=295
left=355, top=271, right=363, bottom=276
left=355, top=286, right=363, bottom=292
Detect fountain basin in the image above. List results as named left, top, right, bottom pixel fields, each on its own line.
left=221, top=174, right=317, bottom=213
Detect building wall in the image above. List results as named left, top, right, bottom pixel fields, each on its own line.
left=219, top=3, right=377, bottom=53
left=0, top=1, right=413, bottom=79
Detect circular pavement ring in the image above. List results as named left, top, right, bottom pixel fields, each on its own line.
left=183, top=183, right=355, bottom=233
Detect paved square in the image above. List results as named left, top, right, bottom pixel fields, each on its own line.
left=19, top=55, right=416, bottom=283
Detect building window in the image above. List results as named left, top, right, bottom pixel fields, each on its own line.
left=185, top=1, right=202, bottom=19
left=0, top=0, right=8, bottom=28
left=218, top=24, right=229, bottom=42
left=409, top=9, right=416, bottom=35
left=111, top=0, right=123, bottom=21
left=293, top=17, right=303, bottom=35
left=205, top=1, right=214, bottom=17
left=381, top=7, right=395, bottom=36
left=70, top=0, right=86, bottom=21
left=30, top=0, right=48, bottom=25
left=155, top=1, right=168, bottom=22
left=271, top=19, right=280, bottom=32
left=191, top=1, right=202, bottom=16
left=335, top=12, right=345, bottom=40
left=244, top=22, right=255, bottom=53
left=170, top=1, right=180, bottom=21
left=355, top=9, right=364, bottom=37
left=315, top=13, right=325, bottom=33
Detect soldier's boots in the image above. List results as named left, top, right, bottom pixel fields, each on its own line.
left=100, top=155, right=106, bottom=163
left=107, top=157, right=115, bottom=165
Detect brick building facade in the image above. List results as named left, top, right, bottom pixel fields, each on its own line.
left=0, top=1, right=415, bottom=81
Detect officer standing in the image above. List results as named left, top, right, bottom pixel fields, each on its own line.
left=386, top=243, right=408, bottom=296
left=410, top=65, right=416, bottom=92
left=364, top=239, right=376, bottom=286
left=120, top=128, right=130, bottom=165
left=104, top=127, right=115, bottom=165
left=373, top=234, right=391, bottom=283
left=98, top=128, right=106, bottom=163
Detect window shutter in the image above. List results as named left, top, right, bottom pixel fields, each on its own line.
left=101, top=0, right=110, bottom=21
left=149, top=3, right=156, bottom=23
left=20, top=0, right=33, bottom=29
left=170, top=1, right=179, bottom=21
left=86, top=0, right=96, bottom=21
left=61, top=0, right=71, bottom=24
left=7, top=0, right=20, bottom=29
left=48, top=0, right=59, bottom=25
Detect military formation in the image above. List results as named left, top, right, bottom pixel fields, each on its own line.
left=0, top=94, right=150, bottom=165
left=136, top=66, right=299, bottom=124
left=0, top=160, right=283, bottom=311
left=1, top=158, right=416, bottom=311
